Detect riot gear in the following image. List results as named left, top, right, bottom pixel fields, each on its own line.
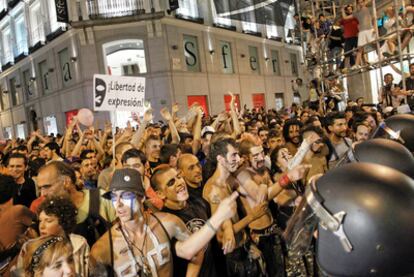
left=285, top=163, right=414, bottom=277
left=372, top=114, right=414, bottom=152
left=337, top=138, right=414, bottom=179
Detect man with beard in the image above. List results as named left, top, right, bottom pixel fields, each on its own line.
left=301, top=125, right=329, bottom=184
left=203, top=138, right=273, bottom=276
left=237, top=138, right=311, bottom=276
left=43, top=142, right=63, bottom=162
left=283, top=119, right=303, bottom=155
left=177, top=154, right=207, bottom=206
left=90, top=168, right=239, bottom=277
left=80, top=154, right=98, bottom=189
left=326, top=112, right=352, bottom=168
left=352, top=121, right=371, bottom=142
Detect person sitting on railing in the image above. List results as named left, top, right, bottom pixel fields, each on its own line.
left=401, top=0, right=414, bottom=51
left=381, top=6, right=403, bottom=58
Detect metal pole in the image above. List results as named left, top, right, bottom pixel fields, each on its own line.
left=296, top=0, right=307, bottom=63
left=371, top=0, right=385, bottom=95
left=394, top=0, right=407, bottom=92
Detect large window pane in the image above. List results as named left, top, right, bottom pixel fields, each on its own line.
left=177, top=0, right=199, bottom=18
left=15, top=15, right=28, bottom=55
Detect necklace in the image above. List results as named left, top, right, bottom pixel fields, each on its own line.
left=119, top=217, right=152, bottom=277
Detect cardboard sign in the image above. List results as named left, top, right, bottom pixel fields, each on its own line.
left=93, top=74, right=148, bottom=112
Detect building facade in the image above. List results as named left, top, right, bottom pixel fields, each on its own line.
left=0, top=0, right=303, bottom=138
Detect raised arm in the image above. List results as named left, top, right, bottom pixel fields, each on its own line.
left=229, top=92, right=241, bottom=137
left=131, top=109, right=152, bottom=148
left=160, top=107, right=180, bottom=144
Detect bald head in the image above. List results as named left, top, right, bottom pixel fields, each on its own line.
left=177, top=154, right=202, bottom=188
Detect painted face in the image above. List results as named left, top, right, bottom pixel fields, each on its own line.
left=110, top=190, right=142, bottom=222
left=276, top=148, right=292, bottom=169
left=249, top=146, right=266, bottom=172
left=220, top=144, right=241, bottom=173
left=39, top=211, right=65, bottom=237
left=288, top=125, right=301, bottom=144
left=158, top=168, right=189, bottom=202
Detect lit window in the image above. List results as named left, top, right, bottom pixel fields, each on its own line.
left=15, top=15, right=28, bottom=55
left=89, top=0, right=144, bottom=18
left=29, top=2, right=45, bottom=46
left=2, top=26, right=13, bottom=64
left=177, top=0, right=199, bottom=19
left=0, top=0, right=6, bottom=12
left=266, top=24, right=279, bottom=38
left=212, top=0, right=231, bottom=26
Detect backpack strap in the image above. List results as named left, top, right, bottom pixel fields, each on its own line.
left=88, top=188, right=101, bottom=218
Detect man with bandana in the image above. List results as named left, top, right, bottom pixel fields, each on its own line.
left=90, top=168, right=239, bottom=277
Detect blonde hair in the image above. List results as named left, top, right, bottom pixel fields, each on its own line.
left=22, top=236, right=73, bottom=277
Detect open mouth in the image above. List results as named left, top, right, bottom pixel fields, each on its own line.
left=176, top=185, right=186, bottom=194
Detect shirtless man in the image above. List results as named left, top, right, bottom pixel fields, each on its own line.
left=237, top=138, right=311, bottom=276
left=203, top=137, right=268, bottom=276
left=90, top=168, right=238, bottom=277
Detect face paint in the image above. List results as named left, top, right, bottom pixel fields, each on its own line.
left=111, top=191, right=140, bottom=221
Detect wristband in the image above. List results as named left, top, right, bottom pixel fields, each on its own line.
left=205, top=220, right=218, bottom=233
left=279, top=174, right=291, bottom=188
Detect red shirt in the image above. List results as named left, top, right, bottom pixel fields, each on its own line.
left=29, top=196, right=45, bottom=214
left=340, top=17, right=359, bottom=38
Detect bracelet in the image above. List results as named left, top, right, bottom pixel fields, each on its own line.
left=279, top=174, right=291, bottom=188
left=205, top=220, right=218, bottom=233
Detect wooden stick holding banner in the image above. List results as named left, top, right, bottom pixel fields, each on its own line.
left=93, top=73, right=147, bottom=163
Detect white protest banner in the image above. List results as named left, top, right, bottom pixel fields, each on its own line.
left=93, top=74, right=148, bottom=112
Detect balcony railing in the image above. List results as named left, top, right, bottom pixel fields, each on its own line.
left=87, top=0, right=145, bottom=19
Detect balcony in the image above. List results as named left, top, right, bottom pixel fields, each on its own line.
left=3, top=49, right=14, bottom=65
left=86, top=0, right=145, bottom=19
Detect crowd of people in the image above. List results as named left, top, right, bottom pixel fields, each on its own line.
left=294, top=0, right=414, bottom=74
left=0, top=85, right=413, bottom=277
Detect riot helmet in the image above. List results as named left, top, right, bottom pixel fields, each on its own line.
left=285, top=163, right=414, bottom=277
left=372, top=114, right=414, bottom=152
left=337, top=138, right=414, bottom=179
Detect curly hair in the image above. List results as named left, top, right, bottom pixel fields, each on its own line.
left=38, top=196, right=77, bottom=235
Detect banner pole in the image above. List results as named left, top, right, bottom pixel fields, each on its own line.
left=112, top=110, right=116, bottom=161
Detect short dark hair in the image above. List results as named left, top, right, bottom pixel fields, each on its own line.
left=121, top=148, right=147, bottom=165
left=38, top=196, right=77, bottom=234
left=15, top=145, right=28, bottom=153
left=80, top=149, right=95, bottom=161
left=150, top=164, right=173, bottom=191
left=43, top=161, right=76, bottom=186
left=145, top=135, right=161, bottom=147
left=209, top=137, right=237, bottom=162
left=325, top=112, right=346, bottom=127
left=0, top=174, right=17, bottom=204
left=6, top=152, right=28, bottom=166
left=300, top=124, right=325, bottom=138
left=44, top=142, right=61, bottom=156
left=159, top=144, right=179, bottom=164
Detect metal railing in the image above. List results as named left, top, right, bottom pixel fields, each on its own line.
left=86, top=0, right=145, bottom=19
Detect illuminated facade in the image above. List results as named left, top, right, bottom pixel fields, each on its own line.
left=0, top=0, right=302, bottom=137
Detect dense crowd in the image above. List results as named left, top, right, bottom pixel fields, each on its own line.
left=0, top=88, right=413, bottom=277
left=294, top=0, right=414, bottom=73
